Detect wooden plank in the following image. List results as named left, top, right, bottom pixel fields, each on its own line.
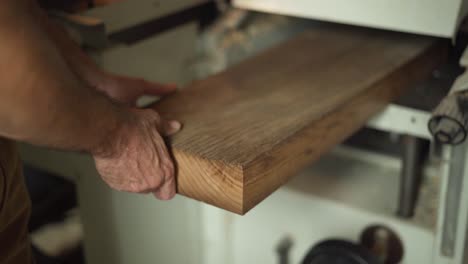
left=154, top=25, right=446, bottom=215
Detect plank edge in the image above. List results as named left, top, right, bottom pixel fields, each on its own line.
left=240, top=39, right=448, bottom=215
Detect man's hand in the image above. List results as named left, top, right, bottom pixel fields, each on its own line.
left=0, top=0, right=182, bottom=200
left=35, top=6, right=178, bottom=106
left=92, top=72, right=178, bottom=106
left=31, top=1, right=184, bottom=197
left=93, top=109, right=181, bottom=200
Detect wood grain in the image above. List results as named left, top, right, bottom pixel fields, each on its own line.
left=154, top=25, right=446, bottom=214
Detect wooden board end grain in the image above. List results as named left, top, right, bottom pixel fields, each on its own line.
left=154, top=25, right=447, bottom=214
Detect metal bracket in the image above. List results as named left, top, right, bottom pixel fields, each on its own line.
left=367, top=104, right=432, bottom=139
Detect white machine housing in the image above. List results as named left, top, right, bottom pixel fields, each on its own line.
left=21, top=2, right=468, bottom=264
left=233, top=0, right=468, bottom=38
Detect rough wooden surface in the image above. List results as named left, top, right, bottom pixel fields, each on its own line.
left=154, top=25, right=446, bottom=214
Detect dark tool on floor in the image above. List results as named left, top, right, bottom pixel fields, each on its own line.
left=301, top=240, right=381, bottom=264
left=360, top=225, right=404, bottom=264
left=301, top=225, right=403, bottom=264
left=276, top=236, right=294, bottom=264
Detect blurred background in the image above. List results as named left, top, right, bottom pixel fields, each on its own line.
left=20, top=0, right=468, bottom=264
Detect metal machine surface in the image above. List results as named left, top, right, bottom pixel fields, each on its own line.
left=233, top=0, right=468, bottom=38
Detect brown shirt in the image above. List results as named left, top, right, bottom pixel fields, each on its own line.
left=0, top=138, right=33, bottom=263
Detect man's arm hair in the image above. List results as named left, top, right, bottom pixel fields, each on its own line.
left=0, top=0, right=128, bottom=155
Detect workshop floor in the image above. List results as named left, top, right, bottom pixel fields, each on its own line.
left=24, top=165, right=85, bottom=264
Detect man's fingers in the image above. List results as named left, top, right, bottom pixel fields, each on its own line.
left=147, top=130, right=177, bottom=200
left=153, top=175, right=176, bottom=200
left=163, top=120, right=182, bottom=136
left=140, top=80, right=178, bottom=96
left=148, top=110, right=181, bottom=136
left=101, top=74, right=177, bottom=106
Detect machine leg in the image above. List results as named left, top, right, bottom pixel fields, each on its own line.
left=397, top=135, right=425, bottom=218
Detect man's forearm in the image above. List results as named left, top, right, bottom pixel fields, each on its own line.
left=33, top=4, right=107, bottom=89
left=0, top=0, right=128, bottom=155
left=0, top=0, right=181, bottom=199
